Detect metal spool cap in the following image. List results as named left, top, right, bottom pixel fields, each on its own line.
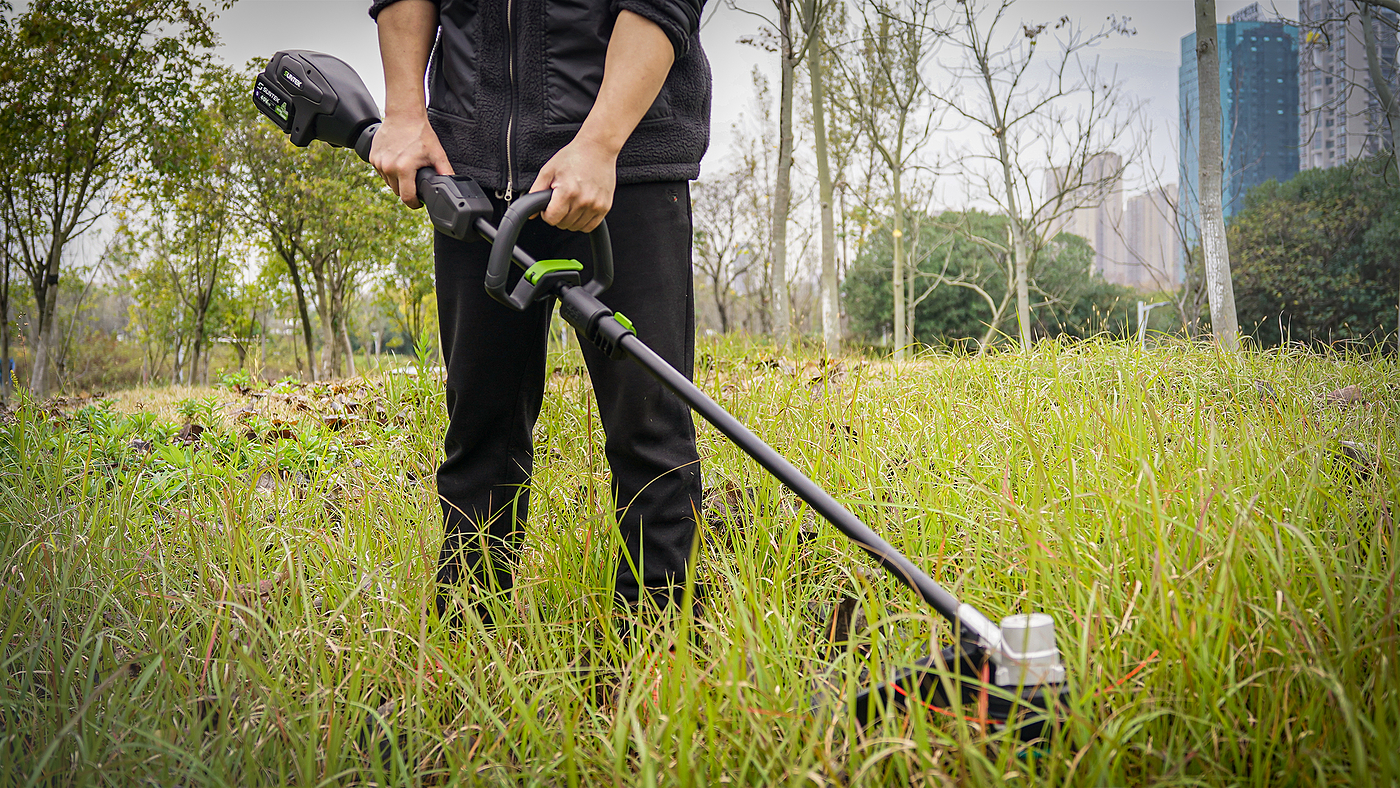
left=991, top=612, right=1066, bottom=686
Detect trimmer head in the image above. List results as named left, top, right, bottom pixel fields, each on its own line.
left=853, top=613, right=1069, bottom=741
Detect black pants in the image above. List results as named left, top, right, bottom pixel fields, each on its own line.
left=433, top=181, right=702, bottom=621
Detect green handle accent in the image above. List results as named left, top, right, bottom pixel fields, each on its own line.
left=523, top=258, right=583, bottom=284
left=612, top=311, right=635, bottom=333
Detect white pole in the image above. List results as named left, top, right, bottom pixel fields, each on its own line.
left=1138, top=301, right=1171, bottom=346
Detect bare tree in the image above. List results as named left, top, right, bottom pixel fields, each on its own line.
left=1358, top=1, right=1400, bottom=154
left=694, top=169, right=765, bottom=333
left=1118, top=179, right=1207, bottom=335
left=829, top=0, right=938, bottom=360
left=1295, top=0, right=1399, bottom=168
left=801, top=0, right=841, bottom=352
left=733, top=0, right=812, bottom=350
left=727, top=68, right=782, bottom=334
left=1194, top=0, right=1241, bottom=349
left=1359, top=1, right=1400, bottom=355
left=902, top=219, right=995, bottom=348
left=931, top=3, right=1139, bottom=351
left=1291, top=0, right=1400, bottom=352
left=0, top=224, right=13, bottom=404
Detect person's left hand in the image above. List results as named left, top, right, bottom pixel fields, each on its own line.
left=528, top=136, right=618, bottom=233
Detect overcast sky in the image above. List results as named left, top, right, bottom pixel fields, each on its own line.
left=211, top=0, right=1288, bottom=193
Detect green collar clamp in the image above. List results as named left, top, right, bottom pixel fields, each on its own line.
left=524, top=258, right=584, bottom=285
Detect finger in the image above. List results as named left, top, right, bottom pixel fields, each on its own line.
left=556, top=200, right=590, bottom=232
left=399, top=168, right=421, bottom=209
left=569, top=207, right=599, bottom=233
left=568, top=190, right=609, bottom=231
left=528, top=168, right=552, bottom=195
left=543, top=190, right=573, bottom=227
left=430, top=146, right=455, bottom=178
left=529, top=171, right=556, bottom=221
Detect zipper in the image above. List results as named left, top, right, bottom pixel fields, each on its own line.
left=499, top=0, right=518, bottom=202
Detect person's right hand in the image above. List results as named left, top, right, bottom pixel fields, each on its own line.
left=369, top=112, right=454, bottom=209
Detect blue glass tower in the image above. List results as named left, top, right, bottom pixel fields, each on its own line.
left=1180, top=16, right=1299, bottom=256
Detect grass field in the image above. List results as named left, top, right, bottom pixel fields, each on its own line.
left=1, top=337, right=1396, bottom=786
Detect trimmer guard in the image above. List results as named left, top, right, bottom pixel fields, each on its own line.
left=850, top=641, right=1071, bottom=741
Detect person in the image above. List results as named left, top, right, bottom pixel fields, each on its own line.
left=367, top=0, right=710, bottom=632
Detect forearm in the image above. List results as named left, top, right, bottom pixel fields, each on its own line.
left=576, top=10, right=675, bottom=155
left=371, top=0, right=452, bottom=205
left=377, top=0, right=439, bottom=119
left=526, top=9, right=676, bottom=230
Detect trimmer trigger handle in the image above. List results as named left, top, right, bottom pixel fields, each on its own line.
left=351, top=124, right=492, bottom=241
left=414, top=168, right=494, bottom=241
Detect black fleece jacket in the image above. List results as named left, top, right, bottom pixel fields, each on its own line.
left=369, top=0, right=711, bottom=193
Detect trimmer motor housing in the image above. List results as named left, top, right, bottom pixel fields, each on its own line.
left=254, top=51, right=380, bottom=152
left=252, top=51, right=508, bottom=247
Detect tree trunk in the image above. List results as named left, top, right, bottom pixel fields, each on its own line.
left=975, top=36, right=1032, bottom=352
left=771, top=0, right=795, bottom=351
left=191, top=308, right=206, bottom=387
left=904, top=216, right=924, bottom=348
left=1012, top=226, right=1031, bottom=348
left=341, top=314, right=356, bottom=378
left=891, top=168, right=906, bottom=359
left=283, top=252, right=317, bottom=381
left=29, top=241, right=64, bottom=398
left=171, top=338, right=184, bottom=386
left=1195, top=0, right=1240, bottom=350
left=1, top=247, right=10, bottom=406
left=806, top=0, right=839, bottom=354
left=906, top=253, right=918, bottom=351
left=981, top=288, right=1013, bottom=353
left=292, top=323, right=302, bottom=376
left=314, top=266, right=336, bottom=379
left=1361, top=3, right=1400, bottom=153
left=714, top=284, right=730, bottom=334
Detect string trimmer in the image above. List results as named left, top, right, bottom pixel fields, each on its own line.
left=253, top=50, right=1071, bottom=740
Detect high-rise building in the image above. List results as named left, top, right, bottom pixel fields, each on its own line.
left=1044, top=155, right=1182, bottom=290
left=1179, top=8, right=1299, bottom=241
left=1298, top=0, right=1398, bottom=170
left=1123, top=185, right=1184, bottom=290
left=1046, top=152, right=1127, bottom=281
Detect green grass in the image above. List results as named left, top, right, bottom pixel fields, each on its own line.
left=1, top=337, right=1397, bottom=786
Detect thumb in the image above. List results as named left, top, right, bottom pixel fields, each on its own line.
left=528, top=163, right=556, bottom=196
left=430, top=143, right=455, bottom=177
left=528, top=165, right=557, bottom=220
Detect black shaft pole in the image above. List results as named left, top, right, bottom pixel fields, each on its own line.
left=615, top=333, right=1001, bottom=647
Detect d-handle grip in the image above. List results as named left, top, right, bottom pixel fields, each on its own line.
left=484, top=190, right=614, bottom=311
